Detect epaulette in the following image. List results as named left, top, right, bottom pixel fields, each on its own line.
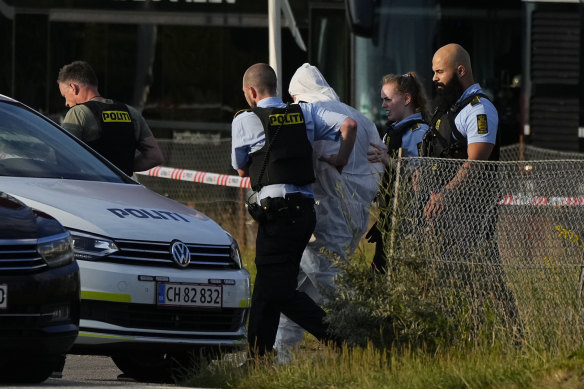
left=234, top=108, right=251, bottom=119
left=470, top=95, right=482, bottom=107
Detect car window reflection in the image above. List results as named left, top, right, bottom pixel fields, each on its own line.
left=0, top=103, right=129, bottom=183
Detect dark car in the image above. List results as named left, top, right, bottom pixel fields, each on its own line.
left=0, top=192, right=79, bottom=383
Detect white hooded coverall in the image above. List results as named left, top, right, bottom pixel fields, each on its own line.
left=274, top=63, right=385, bottom=361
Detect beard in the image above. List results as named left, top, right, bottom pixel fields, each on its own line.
left=432, top=77, right=465, bottom=114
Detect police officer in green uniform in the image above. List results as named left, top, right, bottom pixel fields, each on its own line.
left=231, top=63, right=356, bottom=358
left=57, top=61, right=163, bottom=176
left=422, top=44, right=519, bottom=331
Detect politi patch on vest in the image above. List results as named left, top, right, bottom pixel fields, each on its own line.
left=268, top=112, right=305, bottom=126
left=476, top=114, right=488, bottom=134
left=102, top=111, right=131, bottom=122
left=435, top=119, right=441, bottom=130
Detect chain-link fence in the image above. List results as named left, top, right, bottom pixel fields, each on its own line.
left=380, top=150, right=584, bottom=349
left=136, top=137, right=256, bottom=247
left=137, top=140, right=584, bottom=348
left=500, top=143, right=584, bottom=161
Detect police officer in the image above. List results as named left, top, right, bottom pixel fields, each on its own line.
left=422, top=43, right=498, bottom=216
left=366, top=72, right=430, bottom=273
left=57, top=61, right=163, bottom=176
left=421, top=43, right=519, bottom=331
left=231, top=63, right=356, bottom=358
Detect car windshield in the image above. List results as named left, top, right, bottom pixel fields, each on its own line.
left=0, top=101, right=128, bottom=183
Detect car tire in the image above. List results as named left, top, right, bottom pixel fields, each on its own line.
left=0, top=354, right=63, bottom=383
left=111, top=349, right=208, bottom=383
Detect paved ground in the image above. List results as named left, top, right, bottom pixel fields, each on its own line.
left=3, top=355, right=199, bottom=389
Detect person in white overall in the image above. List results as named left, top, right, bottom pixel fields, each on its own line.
left=274, top=63, right=385, bottom=363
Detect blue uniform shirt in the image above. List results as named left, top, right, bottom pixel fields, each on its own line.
left=385, top=112, right=428, bottom=157
left=453, top=83, right=498, bottom=145
left=231, top=96, right=349, bottom=201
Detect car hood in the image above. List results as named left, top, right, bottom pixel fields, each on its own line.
left=0, top=178, right=230, bottom=245
left=0, top=193, right=66, bottom=239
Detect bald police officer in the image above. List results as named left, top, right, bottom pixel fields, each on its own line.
left=422, top=44, right=520, bottom=332
left=231, top=63, right=356, bottom=358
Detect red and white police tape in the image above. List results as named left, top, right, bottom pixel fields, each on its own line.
left=137, top=166, right=251, bottom=189
left=497, top=195, right=584, bottom=206
left=136, top=167, right=584, bottom=206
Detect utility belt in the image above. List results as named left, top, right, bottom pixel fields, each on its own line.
left=247, top=193, right=314, bottom=222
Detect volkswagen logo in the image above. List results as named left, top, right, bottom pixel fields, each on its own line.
left=170, top=240, right=191, bottom=268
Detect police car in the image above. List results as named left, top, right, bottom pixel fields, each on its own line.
left=0, top=95, right=250, bottom=382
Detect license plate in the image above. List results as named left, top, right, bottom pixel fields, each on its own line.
left=0, top=284, right=6, bottom=309
left=157, top=283, right=222, bottom=308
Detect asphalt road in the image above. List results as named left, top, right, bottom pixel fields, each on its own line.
left=2, top=354, right=201, bottom=389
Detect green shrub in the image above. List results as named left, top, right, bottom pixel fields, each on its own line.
left=323, top=238, right=454, bottom=351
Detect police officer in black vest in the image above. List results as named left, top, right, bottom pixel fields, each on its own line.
left=423, top=44, right=499, bottom=206
left=57, top=61, right=163, bottom=176
left=422, top=44, right=520, bottom=331
left=367, top=72, right=430, bottom=273
left=231, top=63, right=356, bottom=358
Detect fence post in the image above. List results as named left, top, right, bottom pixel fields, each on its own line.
left=389, top=147, right=403, bottom=258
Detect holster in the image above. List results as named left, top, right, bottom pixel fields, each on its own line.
left=246, top=201, right=265, bottom=222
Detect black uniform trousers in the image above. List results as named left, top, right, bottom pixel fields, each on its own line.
left=247, top=200, right=334, bottom=357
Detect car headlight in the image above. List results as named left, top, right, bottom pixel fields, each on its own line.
left=37, top=231, right=74, bottom=267
left=228, top=234, right=243, bottom=269
left=70, top=231, right=119, bottom=260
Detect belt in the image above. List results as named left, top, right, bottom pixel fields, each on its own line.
left=260, top=194, right=314, bottom=211
left=258, top=194, right=314, bottom=221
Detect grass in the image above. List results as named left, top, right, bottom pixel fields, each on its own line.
left=178, top=340, right=584, bottom=389
left=175, top=241, right=584, bottom=389
left=178, top=243, right=584, bottom=389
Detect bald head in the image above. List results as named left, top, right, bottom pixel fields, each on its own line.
left=243, top=63, right=277, bottom=96
left=432, top=43, right=474, bottom=89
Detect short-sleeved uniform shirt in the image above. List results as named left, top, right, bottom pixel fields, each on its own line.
left=231, top=96, right=349, bottom=202
left=452, top=83, right=498, bottom=145
left=61, top=98, right=154, bottom=145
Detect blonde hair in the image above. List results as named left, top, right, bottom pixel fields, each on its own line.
left=382, top=72, right=430, bottom=122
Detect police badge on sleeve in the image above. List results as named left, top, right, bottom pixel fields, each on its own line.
left=477, top=114, right=488, bottom=134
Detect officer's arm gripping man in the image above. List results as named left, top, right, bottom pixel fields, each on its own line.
left=319, top=117, right=358, bottom=172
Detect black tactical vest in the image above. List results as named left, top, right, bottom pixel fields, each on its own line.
left=384, top=119, right=426, bottom=157
left=247, top=104, right=315, bottom=191
left=422, top=93, right=500, bottom=161
left=83, top=100, right=137, bottom=176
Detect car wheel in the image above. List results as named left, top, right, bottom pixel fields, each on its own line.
left=111, top=349, right=206, bottom=383
left=0, top=354, right=63, bottom=383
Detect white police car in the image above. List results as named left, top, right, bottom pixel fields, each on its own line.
left=0, top=95, right=250, bottom=382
